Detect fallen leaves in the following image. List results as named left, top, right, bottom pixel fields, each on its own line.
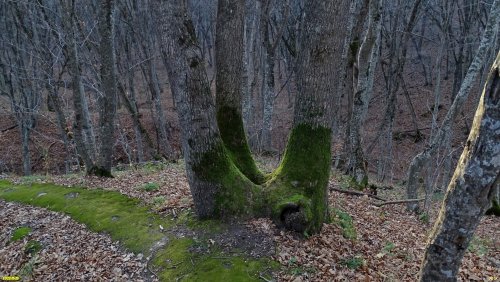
left=0, top=200, right=156, bottom=281
left=3, top=165, right=499, bottom=281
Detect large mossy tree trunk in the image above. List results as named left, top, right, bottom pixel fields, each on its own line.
left=265, top=0, right=350, bottom=233
left=156, top=0, right=348, bottom=234
left=419, top=51, right=500, bottom=282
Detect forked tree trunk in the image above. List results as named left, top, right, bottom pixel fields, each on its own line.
left=419, top=51, right=500, bottom=282
left=156, top=0, right=348, bottom=234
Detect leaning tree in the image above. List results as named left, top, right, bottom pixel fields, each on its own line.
left=155, top=0, right=348, bottom=234
left=419, top=51, right=500, bottom=281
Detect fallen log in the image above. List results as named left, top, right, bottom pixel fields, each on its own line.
left=373, top=198, right=425, bottom=207
left=329, top=186, right=387, bottom=201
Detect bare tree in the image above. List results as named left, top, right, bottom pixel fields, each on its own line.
left=0, top=1, right=44, bottom=175
left=406, top=0, right=500, bottom=212
left=368, top=0, right=424, bottom=182
left=419, top=50, right=500, bottom=282
left=259, top=0, right=290, bottom=153
left=345, top=0, right=383, bottom=187
left=61, top=0, right=98, bottom=174
left=94, top=0, right=118, bottom=177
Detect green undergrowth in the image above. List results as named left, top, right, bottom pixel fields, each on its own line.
left=341, top=255, right=364, bottom=270
left=0, top=180, right=277, bottom=281
left=331, top=208, right=357, bottom=240
left=11, top=226, right=31, bottom=241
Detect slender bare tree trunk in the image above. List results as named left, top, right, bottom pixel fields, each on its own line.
left=338, top=0, right=368, bottom=167
left=419, top=51, right=500, bottom=282
left=61, top=1, right=97, bottom=173
left=94, top=0, right=118, bottom=177
left=259, top=0, right=289, bottom=153
left=346, top=0, right=382, bottom=188
left=242, top=0, right=259, bottom=140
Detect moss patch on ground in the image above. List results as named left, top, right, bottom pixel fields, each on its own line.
left=11, top=226, right=31, bottom=241
left=153, top=237, right=276, bottom=282
left=0, top=180, right=165, bottom=253
left=0, top=180, right=277, bottom=281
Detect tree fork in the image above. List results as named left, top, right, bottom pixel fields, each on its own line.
left=156, top=0, right=347, bottom=234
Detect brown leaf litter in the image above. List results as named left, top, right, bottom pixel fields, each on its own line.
left=3, top=165, right=500, bottom=281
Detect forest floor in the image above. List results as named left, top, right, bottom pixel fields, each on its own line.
left=0, top=160, right=499, bottom=281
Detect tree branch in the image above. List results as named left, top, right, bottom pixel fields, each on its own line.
left=330, top=186, right=387, bottom=201
left=374, top=198, right=425, bottom=207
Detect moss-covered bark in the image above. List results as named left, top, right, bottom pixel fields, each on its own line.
left=191, top=140, right=264, bottom=218
left=191, top=124, right=332, bottom=234
left=158, top=0, right=343, bottom=235
left=265, top=124, right=332, bottom=234
left=217, top=106, right=265, bottom=184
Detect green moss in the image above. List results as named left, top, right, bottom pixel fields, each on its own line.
left=0, top=180, right=278, bottom=281
left=348, top=175, right=368, bottom=191
left=192, top=142, right=264, bottom=218
left=140, top=182, right=160, bottom=192
left=467, top=236, right=493, bottom=256
left=266, top=124, right=332, bottom=234
left=24, top=240, right=43, bottom=254
left=216, top=106, right=265, bottom=184
left=341, top=255, right=364, bottom=270
left=153, top=237, right=277, bottom=281
left=19, top=175, right=48, bottom=185
left=11, top=226, right=31, bottom=241
left=177, top=210, right=225, bottom=234
left=332, top=208, right=357, bottom=240
left=0, top=180, right=166, bottom=254
left=486, top=199, right=500, bottom=216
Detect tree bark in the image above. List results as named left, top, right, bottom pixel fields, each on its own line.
left=346, top=0, right=382, bottom=188
left=268, top=0, right=350, bottom=233
left=94, top=0, right=118, bottom=177
left=215, top=0, right=264, bottom=183
left=61, top=0, right=97, bottom=174
left=259, top=0, right=289, bottom=153
left=419, top=51, right=500, bottom=282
